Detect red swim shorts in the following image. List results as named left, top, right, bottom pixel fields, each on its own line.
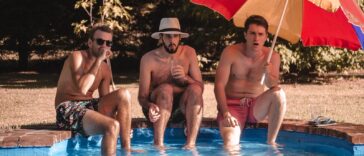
left=217, top=97, right=257, bottom=128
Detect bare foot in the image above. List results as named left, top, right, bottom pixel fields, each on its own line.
left=154, top=144, right=167, bottom=151
left=267, top=142, right=284, bottom=155
left=267, top=141, right=284, bottom=148
left=182, top=144, right=196, bottom=150
left=123, top=148, right=145, bottom=153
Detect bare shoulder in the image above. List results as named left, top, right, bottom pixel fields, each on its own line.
left=182, top=45, right=196, bottom=54
left=221, top=43, right=243, bottom=58
left=68, top=50, right=85, bottom=62
left=140, top=49, right=157, bottom=65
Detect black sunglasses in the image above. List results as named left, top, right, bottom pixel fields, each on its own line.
left=93, top=38, right=113, bottom=47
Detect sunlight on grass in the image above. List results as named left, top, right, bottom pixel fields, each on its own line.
left=0, top=78, right=363, bottom=129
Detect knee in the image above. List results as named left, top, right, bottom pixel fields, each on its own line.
left=116, top=88, right=131, bottom=106
left=156, top=84, right=173, bottom=102
left=185, top=85, right=203, bottom=106
left=105, top=119, right=120, bottom=137
left=186, top=84, right=203, bottom=96
left=272, top=88, right=287, bottom=108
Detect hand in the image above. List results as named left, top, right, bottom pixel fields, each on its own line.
left=148, top=103, right=160, bottom=122
left=97, top=49, right=112, bottom=61
left=222, top=112, right=239, bottom=127
left=171, top=64, right=187, bottom=83
left=263, top=62, right=271, bottom=74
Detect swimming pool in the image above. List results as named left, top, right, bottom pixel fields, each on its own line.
left=1, top=128, right=363, bottom=156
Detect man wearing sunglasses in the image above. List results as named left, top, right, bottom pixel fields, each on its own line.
left=138, top=17, right=204, bottom=149
left=55, top=24, right=133, bottom=155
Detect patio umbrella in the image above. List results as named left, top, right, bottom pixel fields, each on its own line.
left=191, top=0, right=364, bottom=50
left=191, top=0, right=364, bottom=83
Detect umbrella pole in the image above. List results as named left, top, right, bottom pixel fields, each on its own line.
left=260, top=0, right=290, bottom=85
left=106, top=58, right=117, bottom=91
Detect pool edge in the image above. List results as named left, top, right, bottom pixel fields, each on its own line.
left=1, top=118, right=363, bottom=148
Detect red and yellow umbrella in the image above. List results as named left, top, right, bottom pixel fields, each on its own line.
left=191, top=0, right=364, bottom=50
left=191, top=0, right=364, bottom=83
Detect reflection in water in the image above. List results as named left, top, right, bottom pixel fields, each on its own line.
left=51, top=128, right=354, bottom=156
left=224, top=144, right=241, bottom=156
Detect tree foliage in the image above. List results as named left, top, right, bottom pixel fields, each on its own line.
left=73, top=0, right=132, bottom=35
left=0, top=0, right=363, bottom=77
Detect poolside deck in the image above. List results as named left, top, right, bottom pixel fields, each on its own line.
left=1, top=118, right=364, bottom=148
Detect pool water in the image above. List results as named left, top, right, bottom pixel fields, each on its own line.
left=1, top=128, right=362, bottom=156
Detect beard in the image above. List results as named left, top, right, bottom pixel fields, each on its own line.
left=162, top=41, right=179, bottom=54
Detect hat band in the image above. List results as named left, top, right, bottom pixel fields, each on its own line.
left=159, top=28, right=181, bottom=32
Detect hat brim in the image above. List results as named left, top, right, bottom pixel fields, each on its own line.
left=151, top=31, right=189, bottom=39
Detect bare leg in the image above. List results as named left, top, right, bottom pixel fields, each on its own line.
left=253, top=87, right=286, bottom=144
left=83, top=110, right=120, bottom=156
left=180, top=84, right=203, bottom=148
left=98, top=88, right=132, bottom=150
left=219, top=121, right=241, bottom=147
left=150, top=84, right=174, bottom=148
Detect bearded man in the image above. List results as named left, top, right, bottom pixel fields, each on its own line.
left=138, top=17, right=204, bottom=149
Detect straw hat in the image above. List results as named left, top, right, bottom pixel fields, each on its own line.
left=151, top=18, right=189, bottom=39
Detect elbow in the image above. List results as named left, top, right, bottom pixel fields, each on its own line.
left=214, top=84, right=223, bottom=94
left=137, top=95, right=146, bottom=105
left=80, top=88, right=88, bottom=95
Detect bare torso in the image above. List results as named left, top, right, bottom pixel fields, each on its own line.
left=55, top=51, right=107, bottom=107
left=148, top=46, right=191, bottom=90
left=224, top=43, right=269, bottom=98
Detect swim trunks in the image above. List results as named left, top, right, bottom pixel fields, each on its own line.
left=217, top=97, right=257, bottom=128
left=56, top=98, right=99, bottom=136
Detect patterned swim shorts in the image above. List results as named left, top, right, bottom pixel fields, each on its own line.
left=56, top=98, right=99, bottom=137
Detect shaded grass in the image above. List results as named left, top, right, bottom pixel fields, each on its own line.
left=0, top=72, right=363, bottom=129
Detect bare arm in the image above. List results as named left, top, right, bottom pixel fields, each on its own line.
left=70, top=51, right=103, bottom=95
left=186, top=49, right=204, bottom=90
left=264, top=52, right=280, bottom=88
left=98, top=63, right=112, bottom=97
left=214, top=48, right=232, bottom=117
left=138, top=55, right=153, bottom=109
left=172, top=48, right=204, bottom=90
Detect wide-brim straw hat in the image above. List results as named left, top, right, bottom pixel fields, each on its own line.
left=151, top=18, right=189, bottom=39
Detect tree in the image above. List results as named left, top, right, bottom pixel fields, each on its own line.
left=72, top=0, right=131, bottom=35
left=0, top=0, right=75, bottom=70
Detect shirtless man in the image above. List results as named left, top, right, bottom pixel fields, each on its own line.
left=55, top=24, right=132, bottom=155
left=138, top=18, right=204, bottom=149
left=215, top=15, right=287, bottom=147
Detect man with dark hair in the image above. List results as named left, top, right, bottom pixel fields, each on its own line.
left=215, top=15, right=286, bottom=147
left=138, top=17, right=204, bottom=149
left=55, top=24, right=133, bottom=155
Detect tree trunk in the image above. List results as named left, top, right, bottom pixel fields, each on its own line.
left=18, top=38, right=30, bottom=70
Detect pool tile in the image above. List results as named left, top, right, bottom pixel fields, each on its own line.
left=0, top=136, right=19, bottom=147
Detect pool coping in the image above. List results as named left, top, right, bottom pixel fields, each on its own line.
left=0, top=118, right=363, bottom=148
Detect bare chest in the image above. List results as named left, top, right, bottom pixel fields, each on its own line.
left=150, top=58, right=188, bottom=87
left=230, top=58, right=265, bottom=82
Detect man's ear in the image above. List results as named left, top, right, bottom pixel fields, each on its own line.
left=87, top=38, right=92, bottom=48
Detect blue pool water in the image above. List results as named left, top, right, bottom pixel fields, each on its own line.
left=1, top=128, right=363, bottom=156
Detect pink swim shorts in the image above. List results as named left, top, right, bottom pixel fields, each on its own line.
left=217, top=97, right=257, bottom=127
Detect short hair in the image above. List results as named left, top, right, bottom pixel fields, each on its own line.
left=244, top=15, right=268, bottom=33
left=88, top=24, right=113, bottom=39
